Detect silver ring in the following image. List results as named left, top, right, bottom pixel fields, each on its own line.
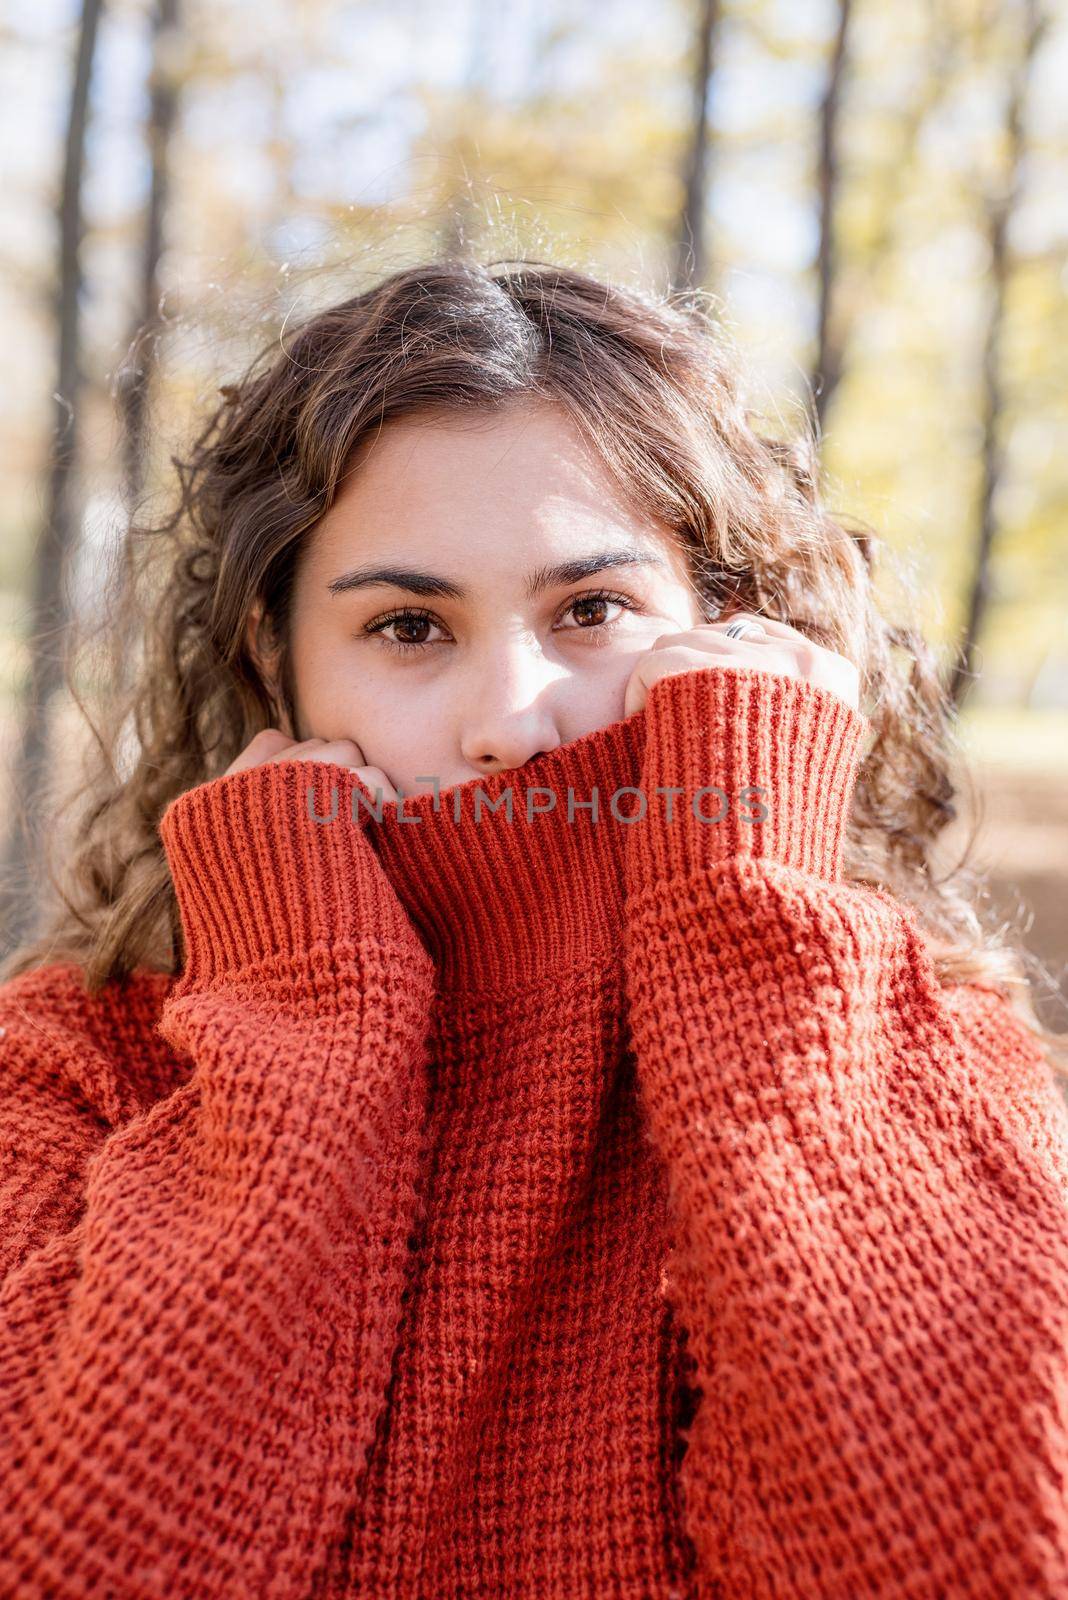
left=723, top=619, right=767, bottom=642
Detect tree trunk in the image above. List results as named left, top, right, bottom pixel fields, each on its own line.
left=672, top=0, right=720, bottom=293
left=947, top=0, right=1046, bottom=710
left=118, top=0, right=181, bottom=512
left=438, top=0, right=495, bottom=261
left=812, top=0, right=853, bottom=433
left=0, top=0, right=105, bottom=958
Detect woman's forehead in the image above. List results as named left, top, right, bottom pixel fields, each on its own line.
left=306, top=409, right=693, bottom=597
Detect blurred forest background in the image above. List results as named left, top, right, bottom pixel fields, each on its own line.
left=0, top=0, right=1066, bottom=1024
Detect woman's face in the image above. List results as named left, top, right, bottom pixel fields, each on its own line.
left=257, top=399, right=705, bottom=798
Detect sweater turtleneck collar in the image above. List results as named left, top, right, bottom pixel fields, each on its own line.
left=365, top=706, right=648, bottom=991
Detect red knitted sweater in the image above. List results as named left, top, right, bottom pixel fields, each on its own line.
left=3, top=664, right=1068, bottom=1600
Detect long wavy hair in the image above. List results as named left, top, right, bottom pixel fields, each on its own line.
left=3, top=257, right=1065, bottom=1076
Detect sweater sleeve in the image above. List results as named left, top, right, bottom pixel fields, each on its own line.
left=620, top=664, right=1068, bottom=1600
left=0, top=759, right=435, bottom=1600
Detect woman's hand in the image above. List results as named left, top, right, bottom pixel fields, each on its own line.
left=222, top=728, right=401, bottom=803
left=623, top=612, right=861, bottom=718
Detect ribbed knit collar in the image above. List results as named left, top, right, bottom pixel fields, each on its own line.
left=367, top=707, right=648, bottom=991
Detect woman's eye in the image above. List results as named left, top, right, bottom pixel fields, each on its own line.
left=362, top=589, right=641, bottom=656
left=363, top=607, right=449, bottom=654
left=555, top=590, right=640, bottom=636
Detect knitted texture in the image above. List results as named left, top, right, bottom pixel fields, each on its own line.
left=2, top=664, right=1068, bottom=1599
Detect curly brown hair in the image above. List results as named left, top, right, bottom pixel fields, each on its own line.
left=3, top=257, right=1065, bottom=1078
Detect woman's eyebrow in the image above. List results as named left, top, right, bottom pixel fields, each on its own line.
left=326, top=548, right=668, bottom=600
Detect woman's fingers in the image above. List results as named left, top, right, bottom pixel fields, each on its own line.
left=222, top=728, right=295, bottom=774
left=650, top=613, right=808, bottom=649
left=625, top=613, right=860, bottom=716
left=714, top=610, right=802, bottom=639
left=624, top=639, right=794, bottom=718
left=269, top=741, right=402, bottom=805
left=348, top=766, right=401, bottom=806
left=221, top=731, right=402, bottom=802
left=267, top=737, right=368, bottom=770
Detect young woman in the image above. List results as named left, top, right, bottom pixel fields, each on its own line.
left=2, top=259, right=1068, bottom=1600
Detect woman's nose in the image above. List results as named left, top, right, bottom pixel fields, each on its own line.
left=458, top=638, right=565, bottom=774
